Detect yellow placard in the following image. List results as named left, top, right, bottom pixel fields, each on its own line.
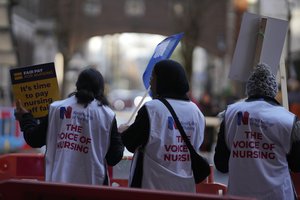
left=10, top=62, right=60, bottom=118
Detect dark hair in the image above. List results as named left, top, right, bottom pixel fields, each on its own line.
left=73, top=68, right=109, bottom=107
left=153, top=59, right=189, bottom=100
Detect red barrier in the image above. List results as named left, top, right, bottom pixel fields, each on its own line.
left=0, top=179, right=255, bottom=200
left=111, top=179, right=227, bottom=195
left=196, top=183, right=227, bottom=195
left=110, top=162, right=227, bottom=195
left=0, top=153, right=45, bottom=181
left=0, top=153, right=227, bottom=195
left=196, top=165, right=227, bottom=195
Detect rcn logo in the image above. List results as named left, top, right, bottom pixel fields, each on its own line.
left=237, top=111, right=249, bottom=125
left=167, top=116, right=178, bottom=130
left=60, top=106, right=72, bottom=119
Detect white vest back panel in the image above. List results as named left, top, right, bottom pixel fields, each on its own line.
left=46, top=96, right=115, bottom=185
left=225, top=100, right=295, bottom=200
left=130, top=99, right=205, bottom=192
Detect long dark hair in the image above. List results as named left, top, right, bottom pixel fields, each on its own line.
left=70, top=68, right=109, bottom=107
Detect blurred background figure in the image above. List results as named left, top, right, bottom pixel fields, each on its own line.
left=198, top=91, right=218, bottom=152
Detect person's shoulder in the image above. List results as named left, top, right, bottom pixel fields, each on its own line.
left=188, top=100, right=201, bottom=108
left=50, top=96, right=75, bottom=108
left=227, top=99, right=246, bottom=107
left=101, top=105, right=116, bottom=116
left=144, top=99, right=158, bottom=107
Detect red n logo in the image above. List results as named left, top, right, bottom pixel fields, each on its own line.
left=60, top=106, right=72, bottom=119
left=237, top=111, right=249, bottom=125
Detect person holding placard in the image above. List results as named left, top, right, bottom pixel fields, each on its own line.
left=214, top=63, right=300, bottom=200
left=15, top=68, right=124, bottom=185
left=119, top=59, right=206, bottom=193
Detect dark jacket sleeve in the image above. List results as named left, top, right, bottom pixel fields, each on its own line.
left=287, top=118, right=300, bottom=172
left=105, top=117, right=124, bottom=166
left=19, top=113, right=48, bottom=148
left=121, top=105, right=150, bottom=153
left=214, top=119, right=230, bottom=173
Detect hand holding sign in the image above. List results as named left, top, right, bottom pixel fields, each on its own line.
left=14, top=99, right=29, bottom=121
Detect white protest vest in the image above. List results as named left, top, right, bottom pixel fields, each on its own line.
left=225, top=100, right=295, bottom=200
left=129, top=99, right=205, bottom=192
left=46, top=96, right=115, bottom=185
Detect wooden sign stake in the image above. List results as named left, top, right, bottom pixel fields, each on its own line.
left=252, top=17, right=289, bottom=110
left=253, top=17, right=267, bottom=67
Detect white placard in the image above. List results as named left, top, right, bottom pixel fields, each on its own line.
left=260, top=16, right=289, bottom=72
left=229, top=12, right=288, bottom=82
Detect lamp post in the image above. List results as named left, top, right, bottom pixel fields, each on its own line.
left=285, top=0, right=292, bottom=79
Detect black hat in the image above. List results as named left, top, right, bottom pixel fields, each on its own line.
left=153, top=59, right=189, bottom=97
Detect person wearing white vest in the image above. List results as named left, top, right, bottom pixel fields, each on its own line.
left=119, top=59, right=206, bottom=193
left=214, top=63, right=300, bottom=200
left=15, top=68, right=124, bottom=185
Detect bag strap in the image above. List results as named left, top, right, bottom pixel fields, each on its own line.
left=291, top=172, right=298, bottom=200
left=158, top=98, right=198, bottom=156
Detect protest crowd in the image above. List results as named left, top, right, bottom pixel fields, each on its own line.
left=12, top=58, right=300, bottom=200
left=1, top=2, right=300, bottom=199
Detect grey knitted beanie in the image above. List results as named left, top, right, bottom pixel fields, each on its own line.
left=246, top=63, right=278, bottom=98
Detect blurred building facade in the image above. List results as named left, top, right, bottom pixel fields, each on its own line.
left=1, top=0, right=230, bottom=105
left=0, top=0, right=299, bottom=110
